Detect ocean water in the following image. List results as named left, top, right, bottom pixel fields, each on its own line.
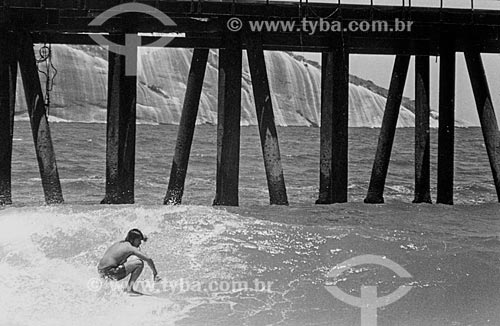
left=1, top=122, right=499, bottom=325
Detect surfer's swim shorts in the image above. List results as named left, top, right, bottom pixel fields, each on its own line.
left=98, top=265, right=127, bottom=281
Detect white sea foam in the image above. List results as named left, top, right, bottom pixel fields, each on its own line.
left=0, top=205, right=249, bottom=326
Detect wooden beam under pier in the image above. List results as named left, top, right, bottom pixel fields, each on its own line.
left=0, top=33, right=17, bottom=205
left=317, top=44, right=349, bottom=204
left=101, top=37, right=137, bottom=204
left=437, top=35, right=455, bottom=205
left=413, top=55, right=432, bottom=204
left=246, top=33, right=288, bottom=206
left=213, top=33, right=242, bottom=206
left=464, top=48, right=500, bottom=202
left=165, top=48, right=209, bottom=205
left=7, top=4, right=500, bottom=31
left=26, top=29, right=500, bottom=55
left=364, top=55, right=410, bottom=204
left=18, top=32, right=64, bottom=204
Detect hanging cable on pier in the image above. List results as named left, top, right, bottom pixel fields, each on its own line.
left=35, top=43, right=57, bottom=119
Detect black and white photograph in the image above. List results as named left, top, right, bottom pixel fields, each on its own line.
left=1, top=0, right=499, bottom=325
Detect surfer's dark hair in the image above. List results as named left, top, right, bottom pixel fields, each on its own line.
left=125, top=229, right=147, bottom=243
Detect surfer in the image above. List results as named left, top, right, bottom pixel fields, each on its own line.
left=98, top=229, right=162, bottom=293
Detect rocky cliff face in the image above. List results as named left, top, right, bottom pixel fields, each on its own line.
left=14, top=45, right=466, bottom=127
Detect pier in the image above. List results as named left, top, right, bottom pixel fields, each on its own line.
left=1, top=0, right=500, bottom=206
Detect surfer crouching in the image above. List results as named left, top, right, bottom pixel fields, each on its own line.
left=98, top=229, right=162, bottom=293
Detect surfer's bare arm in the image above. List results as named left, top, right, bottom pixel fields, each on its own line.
left=129, top=247, right=161, bottom=281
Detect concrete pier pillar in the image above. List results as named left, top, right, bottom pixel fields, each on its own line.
left=101, top=43, right=137, bottom=204
left=213, top=34, right=242, bottom=206
left=165, top=48, right=209, bottom=205
left=437, top=36, right=455, bottom=205
left=365, top=55, right=410, bottom=204
left=246, top=34, right=288, bottom=205
left=18, top=33, right=64, bottom=204
left=317, top=46, right=349, bottom=204
left=0, top=33, right=17, bottom=205
left=464, top=48, right=500, bottom=202
left=413, top=55, right=432, bottom=203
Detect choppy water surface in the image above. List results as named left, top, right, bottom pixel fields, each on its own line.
left=1, top=122, right=499, bottom=325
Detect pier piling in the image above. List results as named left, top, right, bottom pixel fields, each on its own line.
left=365, top=55, right=410, bottom=204
left=18, top=33, right=64, bottom=204
left=437, top=36, right=455, bottom=205
left=317, top=45, right=349, bottom=204
left=165, top=48, right=209, bottom=205
left=317, top=51, right=333, bottom=204
left=464, top=48, right=500, bottom=202
left=0, top=33, right=17, bottom=205
left=213, top=34, right=242, bottom=206
left=101, top=41, right=137, bottom=204
left=413, top=55, right=432, bottom=203
left=246, top=34, right=288, bottom=205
